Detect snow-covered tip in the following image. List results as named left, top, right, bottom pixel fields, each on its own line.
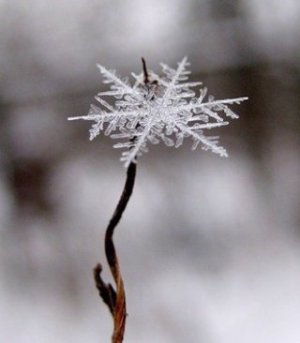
left=68, top=57, right=247, bottom=168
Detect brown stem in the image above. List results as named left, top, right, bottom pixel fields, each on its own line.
left=94, top=58, right=148, bottom=342
left=94, top=162, right=136, bottom=343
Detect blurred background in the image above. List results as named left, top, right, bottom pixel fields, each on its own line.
left=0, top=0, right=300, bottom=342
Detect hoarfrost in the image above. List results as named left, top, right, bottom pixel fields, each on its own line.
left=69, top=57, right=247, bottom=167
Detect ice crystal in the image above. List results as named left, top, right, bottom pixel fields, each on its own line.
left=69, top=57, right=247, bottom=167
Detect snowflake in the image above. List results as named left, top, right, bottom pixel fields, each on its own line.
left=68, top=57, right=247, bottom=168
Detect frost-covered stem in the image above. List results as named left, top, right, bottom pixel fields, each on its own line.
left=94, top=162, right=136, bottom=343
left=94, top=59, right=151, bottom=342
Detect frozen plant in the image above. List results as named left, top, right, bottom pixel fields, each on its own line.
left=69, top=58, right=247, bottom=343
left=69, top=57, right=248, bottom=167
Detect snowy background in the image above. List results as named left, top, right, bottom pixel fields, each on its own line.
left=0, top=0, right=300, bottom=342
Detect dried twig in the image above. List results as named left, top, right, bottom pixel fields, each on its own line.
left=93, top=58, right=152, bottom=342
left=94, top=161, right=136, bottom=343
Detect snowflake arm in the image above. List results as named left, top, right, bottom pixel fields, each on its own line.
left=68, top=58, right=248, bottom=167
left=96, top=64, right=142, bottom=101
left=175, top=122, right=228, bottom=156
left=160, top=56, right=190, bottom=103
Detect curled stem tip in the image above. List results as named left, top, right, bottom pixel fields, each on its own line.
left=141, top=57, right=149, bottom=84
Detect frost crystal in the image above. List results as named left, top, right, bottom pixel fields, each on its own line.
left=69, top=57, right=247, bottom=167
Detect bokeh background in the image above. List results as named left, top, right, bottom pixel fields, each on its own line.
left=1, top=1, right=300, bottom=342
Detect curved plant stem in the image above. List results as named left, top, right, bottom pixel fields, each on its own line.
left=94, top=161, right=136, bottom=343
left=94, top=58, right=149, bottom=343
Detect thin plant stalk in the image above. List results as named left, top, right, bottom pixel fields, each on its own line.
left=94, top=161, right=136, bottom=343
left=93, top=58, right=150, bottom=343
